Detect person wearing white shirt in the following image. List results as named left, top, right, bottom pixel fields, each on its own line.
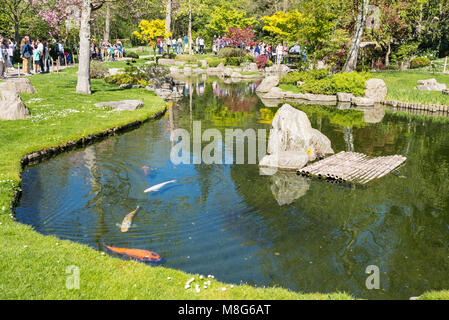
left=199, top=37, right=205, bottom=54
left=7, top=40, right=15, bottom=69
left=276, top=43, right=283, bottom=65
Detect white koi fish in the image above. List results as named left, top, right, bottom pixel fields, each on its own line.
left=144, top=180, right=176, bottom=193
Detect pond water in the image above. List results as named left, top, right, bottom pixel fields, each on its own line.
left=15, top=77, right=449, bottom=299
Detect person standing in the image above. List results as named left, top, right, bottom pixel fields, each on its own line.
left=178, top=36, right=182, bottom=54
left=172, top=38, right=177, bottom=54
left=166, top=37, right=171, bottom=54
left=37, top=39, right=44, bottom=72
left=0, top=39, right=6, bottom=79
left=276, top=43, right=283, bottom=65
left=184, top=35, right=188, bottom=53
left=33, top=43, right=41, bottom=73
left=7, top=40, right=14, bottom=70
left=57, top=41, right=65, bottom=65
left=157, top=37, right=163, bottom=55
left=199, top=37, right=205, bottom=54
left=43, top=41, right=50, bottom=73
left=20, top=36, right=33, bottom=75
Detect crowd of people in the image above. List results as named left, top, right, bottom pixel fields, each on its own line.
left=0, top=35, right=74, bottom=78
left=155, top=34, right=308, bottom=66
left=90, top=40, right=124, bottom=61
left=156, top=35, right=207, bottom=55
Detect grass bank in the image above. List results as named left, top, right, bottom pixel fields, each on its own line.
left=375, top=71, right=449, bottom=105
left=279, top=70, right=449, bottom=107
left=0, top=66, right=353, bottom=299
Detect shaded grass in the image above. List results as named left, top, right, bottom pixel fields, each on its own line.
left=0, top=66, right=353, bottom=300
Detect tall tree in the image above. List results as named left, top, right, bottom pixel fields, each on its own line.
left=76, top=0, right=105, bottom=94
left=344, top=0, right=370, bottom=72
left=104, top=0, right=111, bottom=42
left=0, top=0, right=31, bottom=45
left=165, top=0, right=172, bottom=34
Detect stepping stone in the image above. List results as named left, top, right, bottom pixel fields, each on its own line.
left=94, top=100, right=144, bottom=111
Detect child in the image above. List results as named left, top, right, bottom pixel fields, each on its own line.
left=33, top=45, right=41, bottom=73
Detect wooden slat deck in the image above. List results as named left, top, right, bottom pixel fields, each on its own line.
left=297, top=152, right=407, bottom=185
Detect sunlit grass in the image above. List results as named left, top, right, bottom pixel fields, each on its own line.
left=375, top=70, right=449, bottom=105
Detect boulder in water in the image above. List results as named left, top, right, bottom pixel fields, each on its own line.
left=259, top=104, right=334, bottom=170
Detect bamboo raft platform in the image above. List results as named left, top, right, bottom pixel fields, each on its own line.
left=297, top=152, right=407, bottom=185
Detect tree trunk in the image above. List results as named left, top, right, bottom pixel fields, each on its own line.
left=385, top=41, right=391, bottom=67
left=14, top=21, right=20, bottom=47
left=166, top=0, right=172, bottom=35
left=104, top=1, right=111, bottom=42
left=343, top=0, right=369, bottom=72
left=76, top=0, right=92, bottom=95
left=283, top=0, right=289, bottom=12
left=188, top=4, right=193, bottom=55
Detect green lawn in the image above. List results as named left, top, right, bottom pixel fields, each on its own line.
left=0, top=66, right=353, bottom=300
left=375, top=70, right=449, bottom=105
left=280, top=70, right=449, bottom=106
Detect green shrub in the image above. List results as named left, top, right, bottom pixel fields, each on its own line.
left=90, top=61, right=109, bottom=79
left=206, top=58, right=225, bottom=67
left=280, top=68, right=329, bottom=85
left=332, top=72, right=372, bottom=96
left=410, top=57, right=431, bottom=69
left=225, top=57, right=241, bottom=66
left=104, top=74, right=136, bottom=85
left=124, top=51, right=139, bottom=59
left=299, top=78, right=335, bottom=95
left=297, top=71, right=372, bottom=96
left=218, top=47, right=245, bottom=58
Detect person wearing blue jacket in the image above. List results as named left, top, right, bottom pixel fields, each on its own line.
left=20, top=36, right=33, bottom=75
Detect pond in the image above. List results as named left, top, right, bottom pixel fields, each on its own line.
left=15, top=77, right=449, bottom=299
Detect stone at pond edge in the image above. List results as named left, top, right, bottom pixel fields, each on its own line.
left=259, top=104, right=334, bottom=171
left=94, top=100, right=144, bottom=111
left=364, top=78, right=387, bottom=102
left=337, top=92, right=355, bottom=103
left=256, top=76, right=280, bottom=93
left=351, top=96, right=375, bottom=106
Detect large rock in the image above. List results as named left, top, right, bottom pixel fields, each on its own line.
left=416, top=79, right=447, bottom=91
left=256, top=76, right=280, bottom=93
left=1, top=78, right=36, bottom=94
left=242, top=63, right=259, bottom=73
left=351, top=96, right=375, bottom=106
left=94, top=100, right=144, bottom=111
left=365, top=78, right=387, bottom=102
left=0, top=89, right=31, bottom=120
left=154, top=89, right=183, bottom=101
left=262, top=87, right=285, bottom=99
left=337, top=92, right=355, bottom=102
left=259, top=104, right=334, bottom=170
left=158, top=58, right=176, bottom=65
left=265, top=64, right=290, bottom=77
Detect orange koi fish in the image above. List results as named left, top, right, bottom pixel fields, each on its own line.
left=105, top=245, right=161, bottom=262
left=121, top=206, right=140, bottom=233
